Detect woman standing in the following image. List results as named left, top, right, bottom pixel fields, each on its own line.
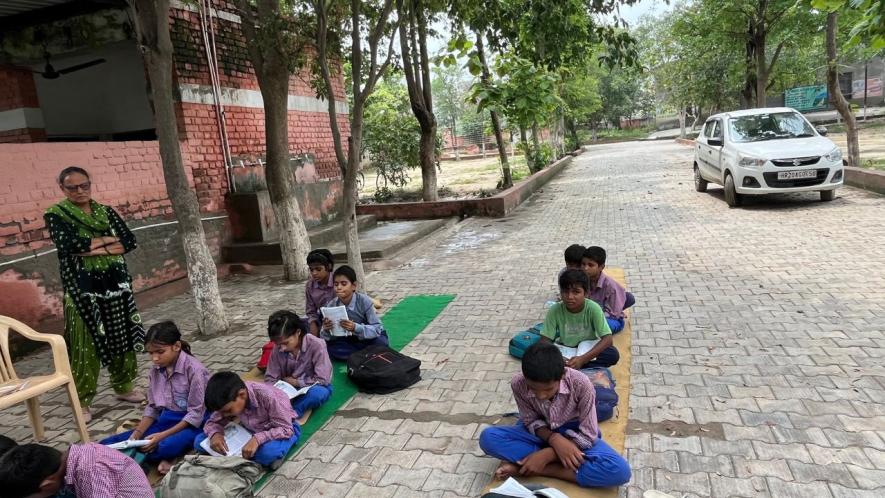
left=44, top=167, right=146, bottom=421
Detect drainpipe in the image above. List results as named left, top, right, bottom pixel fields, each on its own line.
left=197, top=0, right=235, bottom=192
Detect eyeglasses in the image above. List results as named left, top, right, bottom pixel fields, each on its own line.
left=63, top=182, right=91, bottom=192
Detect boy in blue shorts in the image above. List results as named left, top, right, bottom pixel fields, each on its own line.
left=480, top=342, right=631, bottom=488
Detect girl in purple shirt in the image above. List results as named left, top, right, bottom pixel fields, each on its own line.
left=101, top=321, right=209, bottom=474
left=264, top=310, right=333, bottom=424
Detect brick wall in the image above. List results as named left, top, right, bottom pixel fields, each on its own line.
left=0, top=4, right=351, bottom=337
left=0, top=66, right=45, bottom=143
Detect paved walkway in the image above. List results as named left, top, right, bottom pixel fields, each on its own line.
left=4, top=140, right=885, bottom=497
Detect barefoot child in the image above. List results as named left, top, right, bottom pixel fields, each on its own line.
left=0, top=441, right=153, bottom=497
left=543, top=269, right=619, bottom=368
left=100, top=321, right=209, bottom=473
left=264, top=310, right=333, bottom=424
left=194, top=372, right=300, bottom=467
left=321, top=265, right=389, bottom=360
left=581, top=246, right=630, bottom=333
left=479, top=342, right=631, bottom=488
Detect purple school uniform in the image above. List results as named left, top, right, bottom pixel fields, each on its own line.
left=144, top=351, right=210, bottom=427
left=204, top=381, right=297, bottom=445
left=264, top=333, right=333, bottom=386
left=305, top=274, right=335, bottom=329
left=587, top=272, right=626, bottom=319
left=64, top=442, right=154, bottom=497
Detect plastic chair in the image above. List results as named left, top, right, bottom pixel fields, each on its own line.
left=0, top=315, right=90, bottom=443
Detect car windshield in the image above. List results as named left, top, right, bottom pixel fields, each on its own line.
left=727, top=112, right=816, bottom=143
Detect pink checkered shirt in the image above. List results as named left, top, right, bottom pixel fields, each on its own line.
left=64, top=443, right=153, bottom=497
left=204, top=381, right=297, bottom=445
left=511, top=367, right=599, bottom=449
left=144, top=351, right=210, bottom=427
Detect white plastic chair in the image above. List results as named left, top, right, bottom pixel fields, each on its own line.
left=0, top=315, right=89, bottom=443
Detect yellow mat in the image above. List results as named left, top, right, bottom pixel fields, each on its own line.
left=484, top=267, right=633, bottom=497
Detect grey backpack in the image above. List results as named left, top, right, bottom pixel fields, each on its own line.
left=158, top=455, right=264, bottom=498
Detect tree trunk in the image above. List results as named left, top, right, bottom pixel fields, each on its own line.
left=565, top=116, right=581, bottom=148
left=451, top=116, right=460, bottom=161
left=344, top=115, right=367, bottom=286
left=419, top=124, right=437, bottom=199
left=741, top=23, right=757, bottom=109
left=755, top=29, right=768, bottom=108
left=397, top=0, right=438, bottom=202
left=678, top=109, right=687, bottom=139
left=262, top=73, right=311, bottom=280
left=235, top=0, right=311, bottom=281
left=475, top=31, right=511, bottom=188
left=826, top=12, right=860, bottom=168
left=129, top=0, right=229, bottom=336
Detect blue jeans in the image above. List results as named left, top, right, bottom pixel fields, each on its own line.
left=292, top=384, right=333, bottom=416
left=326, top=334, right=389, bottom=361
left=607, top=317, right=625, bottom=334
left=100, top=409, right=203, bottom=462
left=479, top=421, right=631, bottom=488
left=193, top=422, right=301, bottom=467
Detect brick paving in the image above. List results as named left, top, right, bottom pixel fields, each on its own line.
left=4, top=140, right=885, bottom=497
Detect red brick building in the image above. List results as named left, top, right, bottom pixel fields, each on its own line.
left=0, top=0, right=350, bottom=336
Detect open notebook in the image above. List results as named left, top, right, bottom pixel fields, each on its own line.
left=554, top=339, right=598, bottom=360
left=273, top=380, right=317, bottom=399
left=489, top=477, right=569, bottom=498
left=199, top=423, right=253, bottom=457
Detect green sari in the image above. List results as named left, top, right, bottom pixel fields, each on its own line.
left=45, top=199, right=144, bottom=404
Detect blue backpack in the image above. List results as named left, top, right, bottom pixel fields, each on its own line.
left=582, top=367, right=618, bottom=422
left=509, top=323, right=543, bottom=359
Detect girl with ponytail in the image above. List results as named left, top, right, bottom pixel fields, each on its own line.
left=100, top=321, right=210, bottom=474
left=265, top=310, right=333, bottom=424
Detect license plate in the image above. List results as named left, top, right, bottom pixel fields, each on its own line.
left=777, top=170, right=817, bottom=180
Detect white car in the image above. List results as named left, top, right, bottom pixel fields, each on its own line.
left=693, top=107, right=844, bottom=207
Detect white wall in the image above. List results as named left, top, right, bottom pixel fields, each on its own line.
left=32, top=41, right=154, bottom=137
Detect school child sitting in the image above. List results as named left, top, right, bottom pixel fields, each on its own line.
left=194, top=371, right=300, bottom=467
left=479, top=342, right=631, bottom=488
left=581, top=246, right=633, bottom=334
left=101, top=321, right=209, bottom=474
left=542, top=269, right=619, bottom=368
left=321, top=265, right=389, bottom=361
left=0, top=441, right=153, bottom=498
left=556, top=243, right=586, bottom=287
left=305, top=249, right=337, bottom=336
left=264, top=310, right=333, bottom=423
left=257, top=249, right=337, bottom=371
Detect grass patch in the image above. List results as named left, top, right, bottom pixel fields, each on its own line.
left=861, top=158, right=885, bottom=170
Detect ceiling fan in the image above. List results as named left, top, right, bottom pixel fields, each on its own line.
left=31, top=51, right=106, bottom=79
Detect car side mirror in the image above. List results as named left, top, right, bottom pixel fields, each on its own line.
left=816, top=125, right=828, bottom=136
left=708, top=138, right=723, bottom=147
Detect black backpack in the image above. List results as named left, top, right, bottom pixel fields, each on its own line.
left=346, top=345, right=421, bottom=394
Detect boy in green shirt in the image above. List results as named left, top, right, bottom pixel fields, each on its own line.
left=541, top=269, right=619, bottom=369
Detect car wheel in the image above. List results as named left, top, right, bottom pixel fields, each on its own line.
left=724, top=174, right=742, bottom=207
left=694, top=165, right=708, bottom=192
left=820, top=189, right=835, bottom=202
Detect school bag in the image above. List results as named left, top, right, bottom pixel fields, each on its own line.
left=582, top=366, right=618, bottom=422
left=347, top=345, right=421, bottom=394
left=508, top=323, right=543, bottom=359
left=158, top=455, right=263, bottom=498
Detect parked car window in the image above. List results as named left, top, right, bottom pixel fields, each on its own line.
left=711, top=120, right=723, bottom=139
left=728, top=111, right=815, bottom=143
left=703, top=120, right=716, bottom=138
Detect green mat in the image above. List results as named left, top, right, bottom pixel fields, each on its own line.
left=253, top=294, right=455, bottom=490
